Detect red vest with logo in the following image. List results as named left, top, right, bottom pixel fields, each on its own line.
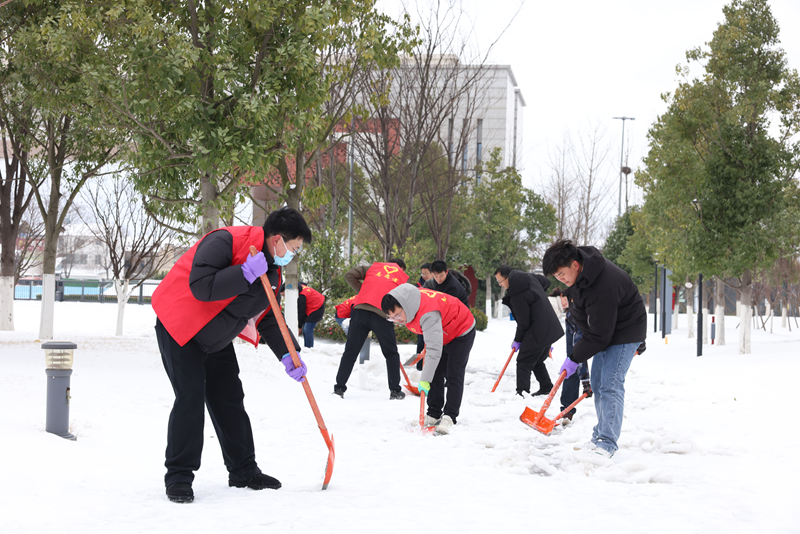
left=335, top=296, right=357, bottom=319
left=404, top=289, right=475, bottom=343
left=152, top=226, right=279, bottom=347
left=301, top=285, right=325, bottom=315
left=354, top=262, right=409, bottom=308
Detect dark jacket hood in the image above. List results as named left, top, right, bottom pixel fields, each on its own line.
left=575, top=246, right=606, bottom=288
left=506, top=270, right=532, bottom=296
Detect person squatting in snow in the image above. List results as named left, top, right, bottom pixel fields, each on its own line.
left=494, top=265, right=564, bottom=397
left=381, top=284, right=476, bottom=435
left=542, top=239, right=647, bottom=460
left=333, top=258, right=409, bottom=400
left=151, top=207, right=312, bottom=504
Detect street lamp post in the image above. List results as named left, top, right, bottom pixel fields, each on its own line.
left=653, top=260, right=659, bottom=333
left=612, top=116, right=635, bottom=217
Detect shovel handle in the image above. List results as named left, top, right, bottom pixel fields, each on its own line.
left=552, top=392, right=589, bottom=423
left=533, top=370, right=567, bottom=425
left=419, top=390, right=426, bottom=428
left=491, top=349, right=516, bottom=393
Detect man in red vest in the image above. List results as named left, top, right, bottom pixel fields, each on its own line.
left=280, top=282, right=326, bottom=348
left=151, top=207, right=311, bottom=504
left=381, top=284, right=476, bottom=435
left=334, top=259, right=409, bottom=399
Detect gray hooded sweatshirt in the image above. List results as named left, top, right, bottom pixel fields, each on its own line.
left=388, top=284, right=475, bottom=383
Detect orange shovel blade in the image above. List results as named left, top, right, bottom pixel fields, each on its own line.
left=520, top=406, right=557, bottom=435
left=321, top=431, right=335, bottom=490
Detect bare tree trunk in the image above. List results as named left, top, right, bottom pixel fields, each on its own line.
left=715, top=276, right=726, bottom=346
left=739, top=269, right=752, bottom=354
left=200, top=174, right=220, bottom=234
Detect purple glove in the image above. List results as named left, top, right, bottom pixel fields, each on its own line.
left=242, top=252, right=268, bottom=284
left=282, top=353, right=307, bottom=382
left=511, top=341, right=521, bottom=352
left=559, top=356, right=579, bottom=378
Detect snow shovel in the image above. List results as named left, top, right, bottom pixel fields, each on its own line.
left=491, top=348, right=516, bottom=392
left=249, top=246, right=335, bottom=490
left=399, top=361, right=420, bottom=396
left=520, top=369, right=571, bottom=434
left=419, top=390, right=436, bottom=434
left=403, top=350, right=425, bottom=367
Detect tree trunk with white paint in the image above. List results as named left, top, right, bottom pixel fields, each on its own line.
left=114, top=279, right=132, bottom=336
left=686, top=284, right=694, bottom=338
left=39, top=273, right=56, bottom=340
left=485, top=274, right=492, bottom=320
left=715, top=277, right=725, bottom=346
left=738, top=270, right=752, bottom=354
left=0, top=276, right=13, bottom=331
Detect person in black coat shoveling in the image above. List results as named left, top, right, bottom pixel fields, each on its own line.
left=494, top=265, right=564, bottom=397
left=550, top=287, right=591, bottom=424
left=151, top=207, right=312, bottom=503
left=542, top=239, right=647, bottom=460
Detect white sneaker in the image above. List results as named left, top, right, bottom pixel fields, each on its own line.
left=577, top=447, right=614, bottom=466
left=424, top=415, right=441, bottom=427
left=434, top=415, right=454, bottom=435
left=573, top=441, right=597, bottom=451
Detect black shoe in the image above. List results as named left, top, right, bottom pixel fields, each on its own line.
left=390, top=389, right=406, bottom=400
left=333, top=386, right=345, bottom=398
left=532, top=387, right=553, bottom=396
left=229, top=473, right=282, bottom=490
left=166, top=482, right=194, bottom=503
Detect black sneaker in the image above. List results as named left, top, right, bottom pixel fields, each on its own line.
left=166, top=482, right=194, bottom=503
left=229, top=473, right=282, bottom=490
left=333, top=386, right=345, bottom=398
left=390, top=389, right=406, bottom=400
left=532, top=387, right=553, bottom=396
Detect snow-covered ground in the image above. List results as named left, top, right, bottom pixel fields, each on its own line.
left=2, top=300, right=798, bottom=533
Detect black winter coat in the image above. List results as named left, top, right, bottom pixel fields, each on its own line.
left=189, top=229, right=300, bottom=356
left=423, top=271, right=469, bottom=307
left=502, top=270, right=564, bottom=349
left=567, top=246, right=647, bottom=363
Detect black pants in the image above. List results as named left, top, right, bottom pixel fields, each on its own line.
left=335, top=308, right=401, bottom=392
left=156, top=320, right=261, bottom=487
left=415, top=334, right=425, bottom=370
left=426, top=327, right=475, bottom=423
left=516, top=341, right=553, bottom=394
left=560, top=361, right=589, bottom=415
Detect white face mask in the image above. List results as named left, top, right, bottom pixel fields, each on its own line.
left=273, top=236, right=296, bottom=266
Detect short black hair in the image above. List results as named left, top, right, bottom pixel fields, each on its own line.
left=420, top=263, right=432, bottom=270
left=549, top=287, right=565, bottom=298
left=542, top=239, right=581, bottom=276
left=263, top=206, right=313, bottom=244
left=388, top=257, right=406, bottom=270
left=381, top=293, right=402, bottom=315
left=430, top=260, right=448, bottom=274
left=494, top=265, right=512, bottom=277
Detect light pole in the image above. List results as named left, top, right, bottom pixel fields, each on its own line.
left=612, top=116, right=635, bottom=217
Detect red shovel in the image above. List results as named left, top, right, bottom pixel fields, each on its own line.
left=491, top=348, right=516, bottom=392
left=250, top=246, right=335, bottom=489
left=400, top=348, right=426, bottom=396
left=419, top=390, right=436, bottom=434
left=520, top=370, right=589, bottom=434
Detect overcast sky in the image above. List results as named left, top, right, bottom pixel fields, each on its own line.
left=378, top=0, right=800, bottom=223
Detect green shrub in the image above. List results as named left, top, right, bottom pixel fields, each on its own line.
left=471, top=306, right=488, bottom=331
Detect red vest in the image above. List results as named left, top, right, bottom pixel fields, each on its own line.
left=404, top=289, right=474, bottom=344
left=354, top=262, right=409, bottom=308
left=301, top=285, right=325, bottom=315
left=335, top=296, right=357, bottom=319
left=152, top=226, right=279, bottom=347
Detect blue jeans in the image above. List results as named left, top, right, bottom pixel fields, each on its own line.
left=302, top=322, right=318, bottom=348
left=590, top=342, right=638, bottom=454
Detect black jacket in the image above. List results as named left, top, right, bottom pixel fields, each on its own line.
left=502, top=270, right=564, bottom=349
left=189, top=229, right=300, bottom=356
left=567, top=246, right=647, bottom=363
left=423, top=271, right=469, bottom=307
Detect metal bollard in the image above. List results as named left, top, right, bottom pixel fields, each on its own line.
left=711, top=316, right=716, bottom=345
left=42, top=341, right=77, bottom=441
